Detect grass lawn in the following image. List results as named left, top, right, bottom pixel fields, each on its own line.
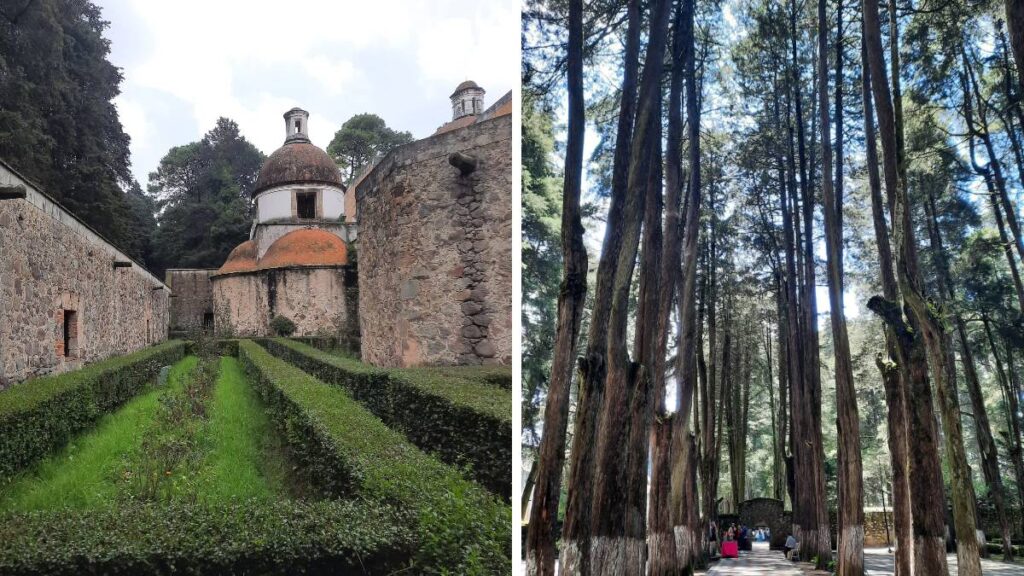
left=0, top=356, right=198, bottom=511
left=0, top=355, right=292, bottom=511
left=192, top=356, right=287, bottom=502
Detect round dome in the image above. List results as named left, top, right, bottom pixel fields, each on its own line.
left=253, top=141, right=343, bottom=196
left=451, top=80, right=481, bottom=97
left=259, top=228, right=348, bottom=270
left=215, top=240, right=257, bottom=275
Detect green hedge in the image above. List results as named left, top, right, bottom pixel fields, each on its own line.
left=239, top=340, right=510, bottom=575
left=263, top=338, right=511, bottom=499
left=398, top=365, right=512, bottom=390
left=0, top=341, right=187, bottom=482
left=0, top=499, right=409, bottom=575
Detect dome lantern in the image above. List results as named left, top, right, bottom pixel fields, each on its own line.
left=284, top=107, right=310, bottom=143
left=450, top=80, right=485, bottom=121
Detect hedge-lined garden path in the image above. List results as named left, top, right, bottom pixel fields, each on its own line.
left=0, top=356, right=198, bottom=511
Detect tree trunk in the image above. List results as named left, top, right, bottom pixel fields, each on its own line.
left=924, top=187, right=1014, bottom=562
left=560, top=0, right=641, bottom=571
left=818, top=0, right=864, bottom=571
left=587, top=0, right=671, bottom=570
left=522, top=456, right=539, bottom=522
left=1001, top=342, right=1024, bottom=539
left=860, top=26, right=913, bottom=576
left=862, top=0, right=951, bottom=571
left=525, top=0, right=590, bottom=570
left=1007, top=0, right=1024, bottom=95
left=648, top=5, right=692, bottom=573
left=669, top=0, right=703, bottom=567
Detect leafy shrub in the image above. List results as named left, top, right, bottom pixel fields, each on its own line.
left=400, top=365, right=513, bottom=390
left=0, top=341, right=187, bottom=482
left=0, top=499, right=410, bottom=575
left=269, top=316, right=296, bottom=337
left=263, top=338, right=512, bottom=500
left=239, top=340, right=510, bottom=575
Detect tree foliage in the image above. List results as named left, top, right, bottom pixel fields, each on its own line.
left=326, top=113, right=412, bottom=182
left=147, top=118, right=264, bottom=274
left=0, top=0, right=153, bottom=264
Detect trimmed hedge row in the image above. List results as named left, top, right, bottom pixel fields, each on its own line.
left=263, top=338, right=512, bottom=500
left=0, top=341, right=186, bottom=481
left=239, top=340, right=511, bottom=575
left=0, top=499, right=410, bottom=575
left=398, top=365, right=512, bottom=390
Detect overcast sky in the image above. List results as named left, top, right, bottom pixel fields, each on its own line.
left=98, top=0, right=517, bottom=186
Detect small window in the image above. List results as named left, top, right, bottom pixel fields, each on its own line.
left=203, top=312, right=214, bottom=329
left=294, top=119, right=301, bottom=133
left=297, top=191, right=317, bottom=219
left=63, top=310, right=78, bottom=358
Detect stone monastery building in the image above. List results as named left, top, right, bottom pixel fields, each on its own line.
left=0, top=81, right=510, bottom=386
left=169, top=81, right=513, bottom=368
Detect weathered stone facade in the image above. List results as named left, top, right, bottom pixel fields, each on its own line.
left=356, top=111, right=512, bottom=367
left=212, top=266, right=356, bottom=339
left=0, top=160, right=169, bottom=387
left=166, top=269, right=214, bottom=334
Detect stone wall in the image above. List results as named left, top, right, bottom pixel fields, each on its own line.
left=738, top=498, right=790, bottom=550
left=165, top=269, right=215, bottom=333
left=0, top=160, right=169, bottom=387
left=356, top=113, right=511, bottom=368
left=211, top=266, right=356, bottom=339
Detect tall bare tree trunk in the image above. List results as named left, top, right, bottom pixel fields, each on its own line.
left=861, top=32, right=912, bottom=573
left=1007, top=0, right=1024, bottom=95
left=560, top=1, right=641, bottom=571
left=668, top=0, right=704, bottom=567
left=1001, top=341, right=1024, bottom=538
left=818, top=0, right=864, bottom=571
left=648, top=3, right=689, bottom=573
left=924, top=187, right=1014, bottom=562
left=862, top=0, right=951, bottom=572
left=585, top=0, right=671, bottom=570
left=525, top=0, right=589, bottom=570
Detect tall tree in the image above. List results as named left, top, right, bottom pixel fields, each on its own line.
left=560, top=0, right=642, bottom=570
left=327, top=113, right=412, bottom=183
left=817, top=0, right=864, bottom=571
left=0, top=0, right=153, bottom=263
left=148, top=118, right=264, bottom=274
left=862, top=0, right=952, bottom=571
left=525, top=0, right=589, bottom=570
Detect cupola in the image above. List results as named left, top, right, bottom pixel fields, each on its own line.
left=450, top=80, right=485, bottom=120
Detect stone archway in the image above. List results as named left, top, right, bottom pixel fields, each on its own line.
left=738, top=497, right=789, bottom=550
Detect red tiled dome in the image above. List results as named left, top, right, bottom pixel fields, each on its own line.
left=216, top=240, right=257, bottom=275
left=259, top=228, right=348, bottom=270
left=253, top=141, right=343, bottom=196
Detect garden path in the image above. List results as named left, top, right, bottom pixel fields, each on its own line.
left=705, top=542, right=803, bottom=575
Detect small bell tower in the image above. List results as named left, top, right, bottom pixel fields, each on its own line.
left=450, top=81, right=485, bottom=120
left=284, top=107, right=310, bottom=143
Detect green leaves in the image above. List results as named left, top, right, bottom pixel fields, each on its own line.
left=239, top=340, right=511, bottom=575
left=0, top=342, right=187, bottom=482
left=147, top=118, right=265, bottom=274
left=326, top=113, right=413, bottom=182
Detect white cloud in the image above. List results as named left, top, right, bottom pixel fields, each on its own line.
left=100, top=0, right=517, bottom=184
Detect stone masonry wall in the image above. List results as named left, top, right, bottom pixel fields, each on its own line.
left=166, top=269, right=215, bottom=332
left=0, top=161, right=169, bottom=388
left=212, top=266, right=352, bottom=339
left=356, top=113, right=512, bottom=367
